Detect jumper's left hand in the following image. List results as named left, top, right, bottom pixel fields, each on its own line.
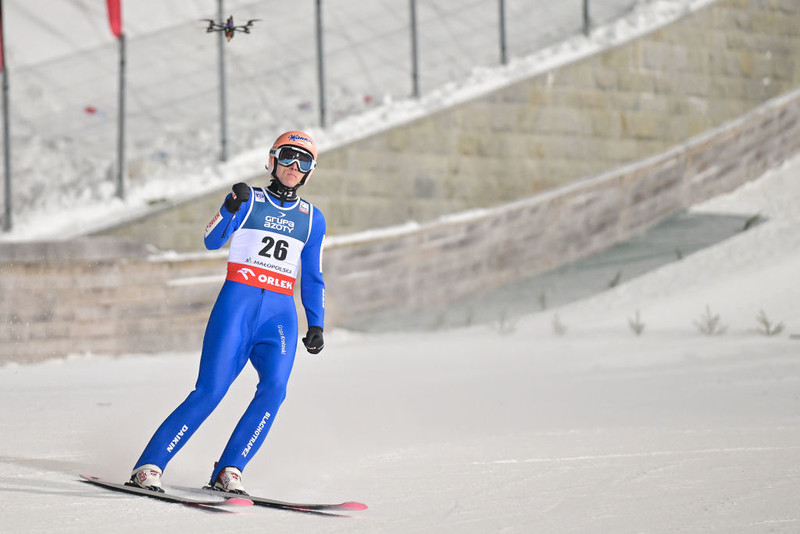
left=302, top=326, right=324, bottom=354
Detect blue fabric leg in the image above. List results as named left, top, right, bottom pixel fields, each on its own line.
left=133, top=282, right=256, bottom=471
left=211, top=306, right=297, bottom=482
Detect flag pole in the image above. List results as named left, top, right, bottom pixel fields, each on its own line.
left=106, top=0, right=125, bottom=199
left=115, top=32, right=126, bottom=199
left=217, top=0, right=228, bottom=162
left=315, top=0, right=325, bottom=128
left=0, top=0, right=11, bottom=232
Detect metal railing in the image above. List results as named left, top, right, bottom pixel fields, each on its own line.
left=1, top=0, right=641, bottom=232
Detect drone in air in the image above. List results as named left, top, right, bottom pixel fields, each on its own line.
left=202, top=16, right=259, bottom=42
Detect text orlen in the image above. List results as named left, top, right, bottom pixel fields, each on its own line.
left=242, top=411, right=271, bottom=458
left=227, top=262, right=296, bottom=295
left=255, top=275, right=293, bottom=291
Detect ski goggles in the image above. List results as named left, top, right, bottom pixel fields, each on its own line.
left=271, top=145, right=316, bottom=172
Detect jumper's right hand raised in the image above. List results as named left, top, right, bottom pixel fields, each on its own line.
left=224, top=182, right=251, bottom=213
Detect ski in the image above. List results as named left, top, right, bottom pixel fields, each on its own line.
left=79, top=475, right=253, bottom=512
left=184, top=485, right=367, bottom=515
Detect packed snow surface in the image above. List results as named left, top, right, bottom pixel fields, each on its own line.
left=3, top=0, right=799, bottom=532
left=2, top=149, right=799, bottom=533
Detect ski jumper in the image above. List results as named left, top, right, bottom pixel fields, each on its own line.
left=134, top=186, right=326, bottom=482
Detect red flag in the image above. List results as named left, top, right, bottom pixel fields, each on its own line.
left=106, top=0, right=123, bottom=39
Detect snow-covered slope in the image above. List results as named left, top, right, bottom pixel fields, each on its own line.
left=1, top=146, right=798, bottom=534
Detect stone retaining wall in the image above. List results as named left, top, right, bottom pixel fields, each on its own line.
left=4, top=0, right=800, bottom=363
left=2, top=86, right=800, bottom=363
left=323, top=87, right=800, bottom=322
left=97, top=0, right=800, bottom=251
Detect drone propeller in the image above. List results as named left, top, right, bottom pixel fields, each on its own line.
left=200, top=19, right=221, bottom=32
left=201, top=18, right=260, bottom=37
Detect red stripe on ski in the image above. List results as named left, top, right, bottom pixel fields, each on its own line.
left=179, top=485, right=367, bottom=513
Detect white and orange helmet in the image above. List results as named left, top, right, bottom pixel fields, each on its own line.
left=267, top=130, right=318, bottom=185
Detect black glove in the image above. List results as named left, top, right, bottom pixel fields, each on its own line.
left=302, top=326, right=324, bottom=354
left=224, top=182, right=251, bottom=213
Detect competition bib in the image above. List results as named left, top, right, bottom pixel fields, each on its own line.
left=226, top=189, right=314, bottom=295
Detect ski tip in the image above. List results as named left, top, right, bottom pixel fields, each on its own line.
left=225, top=497, right=254, bottom=507
left=340, top=501, right=368, bottom=511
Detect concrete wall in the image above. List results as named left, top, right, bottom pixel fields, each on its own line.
left=3, top=84, right=800, bottom=364
left=4, top=0, right=800, bottom=363
left=97, top=0, right=800, bottom=251
left=323, top=87, right=800, bottom=322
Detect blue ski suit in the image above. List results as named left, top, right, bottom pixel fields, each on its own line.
left=134, top=185, right=326, bottom=482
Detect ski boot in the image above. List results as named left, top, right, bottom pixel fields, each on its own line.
left=210, top=466, right=248, bottom=495
left=126, top=464, right=165, bottom=493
